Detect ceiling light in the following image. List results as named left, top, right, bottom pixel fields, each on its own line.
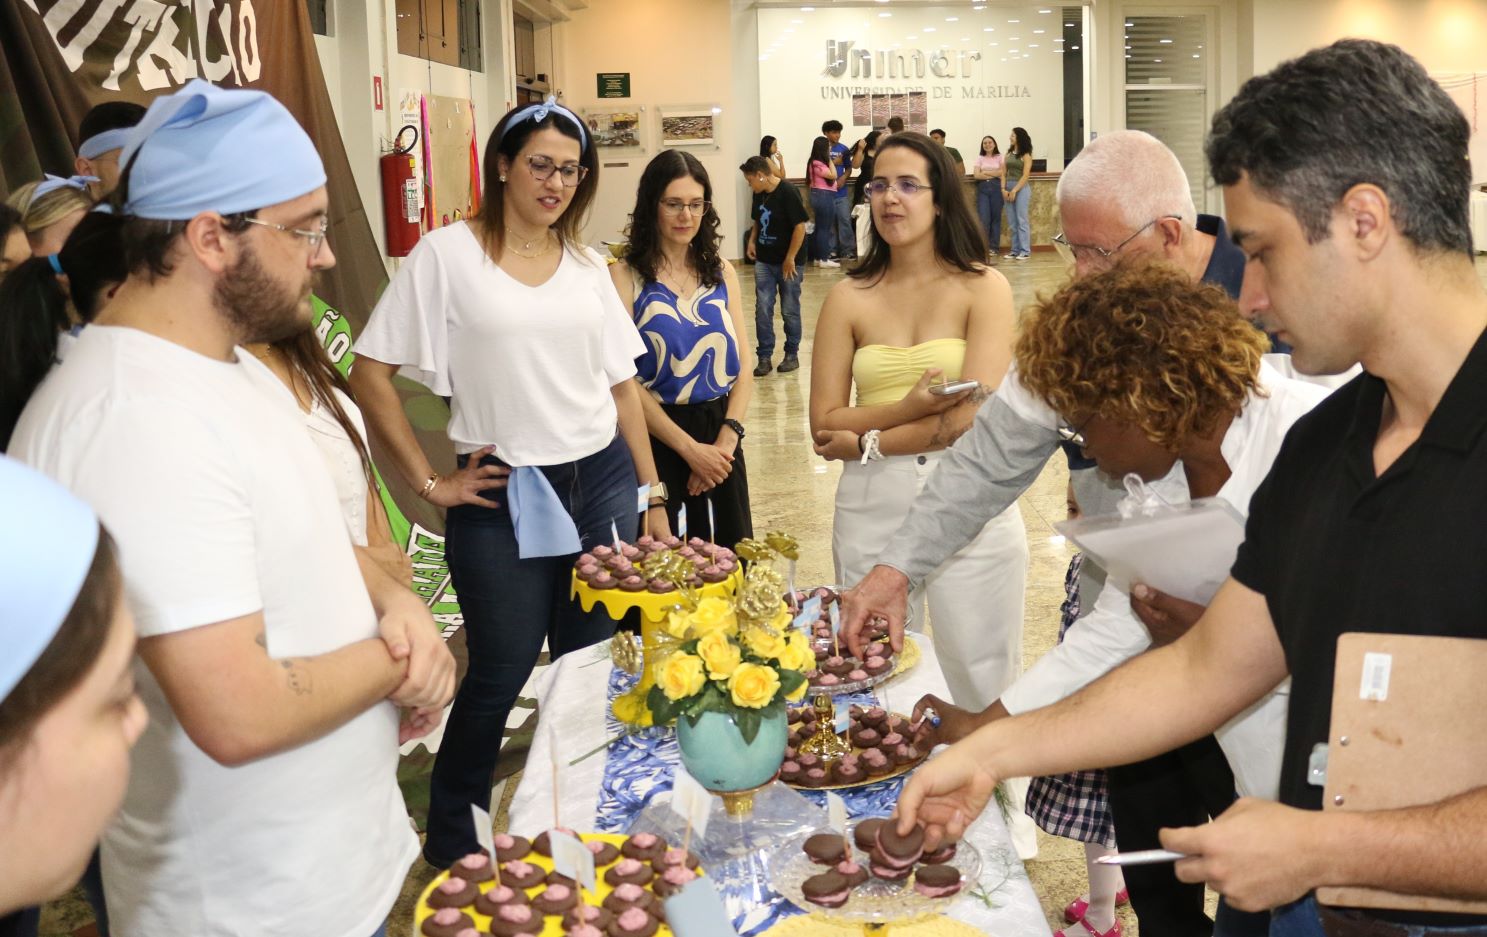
left=790, top=18, right=802, bottom=24
left=1159, top=38, right=1173, bottom=43
left=1153, top=58, right=1163, bottom=63
left=879, top=10, right=891, bottom=16
left=924, top=26, right=936, bottom=32
left=983, top=26, right=994, bottom=31
left=1007, top=19, right=1020, bottom=24
left=1125, top=21, right=1134, bottom=27
left=1027, top=43, right=1038, bottom=48
left=1033, top=29, right=1045, bottom=34
left=1192, top=53, right=1201, bottom=58
left=799, top=6, right=813, bottom=10
left=1071, top=44, right=1080, bottom=50
left=946, top=17, right=958, bottom=22
left=1065, top=22, right=1074, bottom=27
left=1039, top=8, right=1053, bottom=13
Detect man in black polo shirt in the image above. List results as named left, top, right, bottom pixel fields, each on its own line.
left=897, top=38, right=1487, bottom=936
left=740, top=155, right=807, bottom=377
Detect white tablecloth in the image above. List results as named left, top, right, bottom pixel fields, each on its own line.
left=509, top=640, right=1053, bottom=936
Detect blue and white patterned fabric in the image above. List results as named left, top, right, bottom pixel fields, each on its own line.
left=632, top=279, right=739, bottom=405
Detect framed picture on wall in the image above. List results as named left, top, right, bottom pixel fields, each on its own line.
left=582, top=106, right=645, bottom=152
left=658, top=106, right=718, bottom=147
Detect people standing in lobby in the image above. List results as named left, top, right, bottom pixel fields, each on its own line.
left=807, top=131, right=1029, bottom=802
left=851, top=130, right=883, bottom=258
left=824, top=119, right=856, bottom=262
left=351, top=97, right=669, bottom=868
left=759, top=135, right=787, bottom=181
left=930, top=129, right=966, bottom=177
left=610, top=150, right=754, bottom=547
left=806, top=135, right=840, bottom=269
left=897, top=38, right=1487, bottom=934
left=740, top=156, right=807, bottom=377
left=973, top=135, right=1006, bottom=258
left=1004, top=126, right=1034, bottom=260
left=11, top=79, right=451, bottom=937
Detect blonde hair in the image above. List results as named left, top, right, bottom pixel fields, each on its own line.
left=6, top=182, right=93, bottom=235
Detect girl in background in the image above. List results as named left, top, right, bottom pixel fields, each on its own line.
left=1004, top=127, right=1034, bottom=260
left=805, top=135, right=839, bottom=268
left=973, top=135, right=1006, bottom=258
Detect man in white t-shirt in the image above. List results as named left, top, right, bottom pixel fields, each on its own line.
left=11, top=80, right=453, bottom=937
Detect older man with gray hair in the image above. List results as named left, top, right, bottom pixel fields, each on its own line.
left=842, top=130, right=1268, bottom=937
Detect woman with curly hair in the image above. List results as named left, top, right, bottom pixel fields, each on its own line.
left=610, top=150, right=753, bottom=546
left=909, top=261, right=1330, bottom=937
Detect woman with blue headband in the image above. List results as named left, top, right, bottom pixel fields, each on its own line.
left=0, top=456, right=146, bottom=923
left=352, top=98, right=669, bottom=866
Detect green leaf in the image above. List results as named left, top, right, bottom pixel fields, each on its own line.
left=647, top=684, right=681, bottom=724
left=777, top=668, right=805, bottom=695
left=761, top=699, right=785, bottom=721
left=736, top=707, right=762, bottom=745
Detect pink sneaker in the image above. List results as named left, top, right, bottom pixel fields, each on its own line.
left=1063, top=889, right=1129, bottom=924
left=1055, top=918, right=1122, bottom=937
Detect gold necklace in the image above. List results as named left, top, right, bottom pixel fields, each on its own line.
left=505, top=225, right=553, bottom=253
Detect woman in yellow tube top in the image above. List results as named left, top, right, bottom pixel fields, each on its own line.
left=807, top=130, right=1031, bottom=741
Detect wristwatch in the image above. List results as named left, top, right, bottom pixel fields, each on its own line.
left=647, top=481, right=669, bottom=506
left=722, top=418, right=746, bottom=440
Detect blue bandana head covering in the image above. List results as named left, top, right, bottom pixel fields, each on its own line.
left=120, top=78, right=326, bottom=220
left=498, top=95, right=589, bottom=154
left=32, top=174, right=98, bottom=201
left=0, top=456, right=102, bottom=702
left=78, top=127, right=135, bottom=160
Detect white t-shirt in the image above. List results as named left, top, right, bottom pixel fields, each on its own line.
left=354, top=222, right=646, bottom=465
left=999, top=362, right=1330, bottom=800
left=11, top=326, right=417, bottom=937
left=306, top=386, right=372, bottom=545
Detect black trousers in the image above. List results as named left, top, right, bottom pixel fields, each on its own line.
left=1106, top=733, right=1269, bottom=937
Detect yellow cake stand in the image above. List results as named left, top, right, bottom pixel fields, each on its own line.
left=760, top=915, right=983, bottom=937
left=571, top=568, right=743, bottom=727
left=414, top=833, right=704, bottom=937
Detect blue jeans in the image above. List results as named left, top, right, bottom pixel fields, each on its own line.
left=976, top=180, right=1004, bottom=253
left=1271, top=896, right=1487, bottom=937
left=808, top=188, right=837, bottom=261
left=1008, top=184, right=1031, bottom=255
left=424, top=435, right=638, bottom=865
left=832, top=195, right=854, bottom=257
left=369, top=924, right=387, bottom=937
left=753, top=261, right=802, bottom=359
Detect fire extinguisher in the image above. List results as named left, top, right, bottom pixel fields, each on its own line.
left=380, top=125, right=421, bottom=257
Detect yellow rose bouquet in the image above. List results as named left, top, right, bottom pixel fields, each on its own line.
left=645, top=535, right=811, bottom=743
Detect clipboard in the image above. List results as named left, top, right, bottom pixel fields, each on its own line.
left=1055, top=494, right=1246, bottom=605
left=1318, top=633, right=1487, bottom=914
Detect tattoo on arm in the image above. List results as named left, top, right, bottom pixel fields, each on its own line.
left=254, top=631, right=266, bottom=648
left=928, top=383, right=992, bottom=447
left=280, top=658, right=312, bottom=696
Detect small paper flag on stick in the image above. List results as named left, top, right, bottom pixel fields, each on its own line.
left=611, top=519, right=621, bottom=551
left=470, top=803, right=495, bottom=860
left=550, top=830, right=596, bottom=893
left=636, top=483, right=651, bottom=514
left=827, top=791, right=849, bottom=854
left=707, top=497, right=716, bottom=546
left=678, top=503, right=689, bottom=540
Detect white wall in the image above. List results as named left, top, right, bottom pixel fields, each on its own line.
left=313, top=0, right=516, bottom=269
left=1247, top=0, right=1487, bottom=75
left=553, top=0, right=747, bottom=257
left=758, top=4, right=1070, bottom=171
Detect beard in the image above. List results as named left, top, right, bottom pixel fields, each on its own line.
left=213, top=245, right=315, bottom=345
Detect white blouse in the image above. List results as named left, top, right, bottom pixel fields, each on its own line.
left=304, top=386, right=371, bottom=545
left=354, top=222, right=646, bottom=466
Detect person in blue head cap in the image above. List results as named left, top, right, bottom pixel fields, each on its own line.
left=351, top=96, right=670, bottom=866
left=73, top=102, right=147, bottom=201
left=10, top=79, right=452, bottom=937
left=0, top=456, right=146, bottom=922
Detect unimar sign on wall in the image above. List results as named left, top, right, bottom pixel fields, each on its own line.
left=757, top=4, right=1077, bottom=171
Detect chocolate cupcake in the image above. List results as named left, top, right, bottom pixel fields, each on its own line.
left=498, top=859, right=546, bottom=889
left=853, top=818, right=887, bottom=851
left=850, top=726, right=881, bottom=748
left=832, top=759, right=866, bottom=785
left=860, top=707, right=888, bottom=729
left=778, top=760, right=803, bottom=784
left=913, top=864, right=964, bottom=898
left=448, top=852, right=496, bottom=884
left=421, top=907, right=475, bottom=937
left=493, top=833, right=531, bottom=863
left=783, top=746, right=798, bottom=761
left=589, top=571, right=618, bottom=590
left=862, top=655, right=893, bottom=676
left=473, top=884, right=529, bottom=917
left=652, top=865, right=699, bottom=898
left=878, top=731, right=905, bottom=751
left=645, top=579, right=673, bottom=594
left=787, top=707, right=811, bottom=725
left=652, top=847, right=700, bottom=874
left=603, top=857, right=654, bottom=888
left=892, top=743, right=921, bottom=766
left=802, top=870, right=851, bottom=908
left=591, top=545, right=614, bottom=560
left=617, top=575, right=647, bottom=592
left=814, top=673, right=842, bottom=687
left=800, top=766, right=830, bottom=788
left=835, top=859, right=871, bottom=888
left=606, top=906, right=659, bottom=937
left=576, top=562, right=601, bottom=581
left=883, top=714, right=909, bottom=735
left=619, top=832, right=667, bottom=862
left=821, top=655, right=854, bottom=677
left=584, top=839, right=621, bottom=866
left=621, top=544, right=643, bottom=561
left=532, top=882, right=580, bottom=915
left=562, top=904, right=615, bottom=932
left=921, top=841, right=958, bottom=864
left=803, top=832, right=849, bottom=865
left=566, top=925, right=606, bottom=937
left=862, top=748, right=894, bottom=777
left=488, top=902, right=543, bottom=936
left=425, top=876, right=479, bottom=909
left=846, top=668, right=869, bottom=682
left=601, top=884, right=655, bottom=913
left=796, top=752, right=822, bottom=770
left=532, top=827, right=579, bottom=857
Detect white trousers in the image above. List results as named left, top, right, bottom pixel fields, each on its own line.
left=833, top=451, right=1030, bottom=709
left=833, top=451, right=1039, bottom=857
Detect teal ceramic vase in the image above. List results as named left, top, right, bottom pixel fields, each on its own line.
left=676, top=709, right=788, bottom=793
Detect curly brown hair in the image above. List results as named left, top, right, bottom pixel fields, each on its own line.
left=1014, top=261, right=1268, bottom=448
